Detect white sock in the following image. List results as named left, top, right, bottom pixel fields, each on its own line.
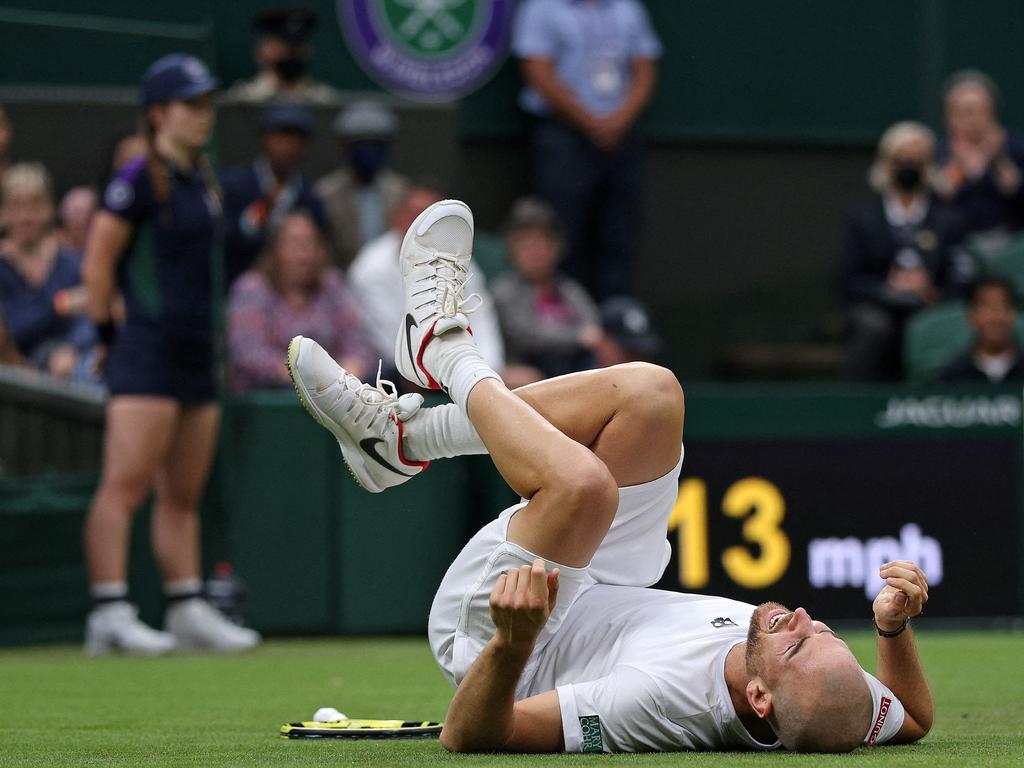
left=422, top=329, right=501, bottom=412
left=403, top=403, right=486, bottom=461
left=91, top=581, right=128, bottom=608
left=164, top=578, right=203, bottom=601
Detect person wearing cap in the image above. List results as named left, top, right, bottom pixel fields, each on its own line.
left=492, top=196, right=604, bottom=379
left=595, top=295, right=663, bottom=367
left=315, top=99, right=411, bottom=270
left=225, top=7, right=340, bottom=105
left=220, top=103, right=326, bottom=287
left=82, top=53, right=260, bottom=656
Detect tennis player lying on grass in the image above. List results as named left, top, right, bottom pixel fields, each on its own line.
left=286, top=199, right=932, bottom=753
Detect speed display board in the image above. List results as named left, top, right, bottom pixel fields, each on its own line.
left=656, top=387, right=1024, bottom=618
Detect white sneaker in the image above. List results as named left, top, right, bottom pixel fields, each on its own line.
left=287, top=336, right=428, bottom=493
left=394, top=199, right=480, bottom=390
left=84, top=602, right=176, bottom=656
left=164, top=598, right=261, bottom=652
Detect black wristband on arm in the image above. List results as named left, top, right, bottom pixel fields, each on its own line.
left=96, top=321, right=116, bottom=346
left=873, top=616, right=910, bottom=637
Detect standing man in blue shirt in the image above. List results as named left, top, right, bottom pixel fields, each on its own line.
left=513, top=0, right=661, bottom=300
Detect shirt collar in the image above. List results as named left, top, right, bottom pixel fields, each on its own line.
left=883, top=193, right=929, bottom=227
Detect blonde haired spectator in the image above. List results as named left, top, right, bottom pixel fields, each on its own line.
left=0, top=162, right=96, bottom=381
left=841, top=121, right=974, bottom=380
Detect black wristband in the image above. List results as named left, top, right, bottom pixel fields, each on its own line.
left=96, top=320, right=116, bottom=346
left=873, top=616, right=910, bottom=638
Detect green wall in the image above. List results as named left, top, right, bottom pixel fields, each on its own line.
left=2, top=1, right=1024, bottom=143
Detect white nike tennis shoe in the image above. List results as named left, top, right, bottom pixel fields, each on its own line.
left=164, top=598, right=261, bottom=652
left=84, top=602, right=176, bottom=656
left=394, top=199, right=480, bottom=389
left=287, top=336, right=428, bottom=493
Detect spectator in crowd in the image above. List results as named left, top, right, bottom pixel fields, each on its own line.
left=348, top=183, right=511, bottom=383
left=228, top=209, right=373, bottom=392
left=939, top=277, right=1024, bottom=383
left=512, top=0, right=661, bottom=300
left=842, top=121, right=974, bottom=381
left=595, top=294, right=663, bottom=367
left=0, top=105, right=12, bottom=178
left=105, top=130, right=148, bottom=179
left=935, top=70, right=1024, bottom=238
left=0, top=163, right=97, bottom=382
left=315, top=100, right=410, bottom=270
left=82, top=54, right=259, bottom=655
left=221, top=103, right=325, bottom=288
left=225, top=7, right=340, bottom=105
left=492, top=197, right=602, bottom=379
left=56, top=186, right=98, bottom=253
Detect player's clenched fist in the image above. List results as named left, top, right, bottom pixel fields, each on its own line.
left=873, top=559, right=929, bottom=632
left=490, top=559, right=560, bottom=653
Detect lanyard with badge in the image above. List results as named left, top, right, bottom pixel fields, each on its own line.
left=581, top=3, right=626, bottom=102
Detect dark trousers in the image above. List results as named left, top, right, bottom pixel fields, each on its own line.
left=531, top=118, right=643, bottom=301
left=843, top=303, right=910, bottom=381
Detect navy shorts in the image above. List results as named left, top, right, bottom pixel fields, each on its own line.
left=105, top=324, right=217, bottom=404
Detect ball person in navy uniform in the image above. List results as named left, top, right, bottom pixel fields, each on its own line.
left=81, top=54, right=260, bottom=655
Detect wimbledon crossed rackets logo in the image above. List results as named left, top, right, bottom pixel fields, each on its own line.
left=337, top=0, right=513, bottom=101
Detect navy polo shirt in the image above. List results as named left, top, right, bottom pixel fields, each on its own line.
left=102, top=155, right=220, bottom=340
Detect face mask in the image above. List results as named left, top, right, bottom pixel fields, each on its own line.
left=274, top=57, right=307, bottom=83
left=893, top=165, right=924, bottom=191
left=349, top=141, right=391, bottom=181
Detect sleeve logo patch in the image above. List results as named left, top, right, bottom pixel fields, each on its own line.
left=579, top=715, right=604, bottom=753
left=867, top=696, right=892, bottom=746
left=105, top=179, right=134, bottom=211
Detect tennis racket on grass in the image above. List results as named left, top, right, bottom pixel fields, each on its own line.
left=280, top=718, right=443, bottom=739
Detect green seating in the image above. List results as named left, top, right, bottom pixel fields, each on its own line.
left=904, top=302, right=971, bottom=382
left=986, top=235, right=1024, bottom=296
left=472, top=229, right=509, bottom=282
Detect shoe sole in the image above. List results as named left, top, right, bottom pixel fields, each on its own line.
left=394, top=200, right=474, bottom=388
left=286, top=337, right=384, bottom=494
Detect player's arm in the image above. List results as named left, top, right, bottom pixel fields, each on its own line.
left=82, top=211, right=132, bottom=327
left=872, top=560, right=933, bottom=743
left=439, top=559, right=564, bottom=753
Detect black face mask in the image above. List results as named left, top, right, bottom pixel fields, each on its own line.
left=274, top=57, right=307, bottom=83
left=893, top=165, right=924, bottom=191
left=349, top=141, right=391, bottom=181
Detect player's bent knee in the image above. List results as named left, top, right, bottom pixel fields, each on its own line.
left=556, top=454, right=619, bottom=521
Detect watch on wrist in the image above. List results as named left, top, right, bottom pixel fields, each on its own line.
left=873, top=616, right=910, bottom=637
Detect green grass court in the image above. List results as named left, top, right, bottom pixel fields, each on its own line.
left=1, top=632, right=1021, bottom=767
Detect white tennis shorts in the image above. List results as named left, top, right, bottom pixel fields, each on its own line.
left=428, top=448, right=684, bottom=694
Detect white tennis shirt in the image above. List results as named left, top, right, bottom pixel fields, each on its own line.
left=521, top=585, right=905, bottom=753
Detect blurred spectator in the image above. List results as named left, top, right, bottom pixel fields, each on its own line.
left=0, top=105, right=12, bottom=178
left=221, top=103, right=326, bottom=288
left=348, top=183, right=508, bottom=380
left=842, top=121, right=974, bottom=381
left=315, top=100, right=410, bottom=270
left=513, top=0, right=661, bottom=300
left=56, top=186, right=98, bottom=253
left=939, top=278, right=1024, bottom=383
left=225, top=7, right=340, bottom=105
left=228, top=209, right=373, bottom=392
left=492, top=197, right=602, bottom=379
left=106, top=130, right=147, bottom=177
left=594, top=295, right=662, bottom=367
left=935, top=70, right=1024, bottom=238
left=0, top=163, right=97, bottom=381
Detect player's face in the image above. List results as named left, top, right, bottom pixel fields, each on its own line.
left=745, top=602, right=857, bottom=686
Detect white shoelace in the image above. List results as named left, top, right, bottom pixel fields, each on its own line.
left=412, top=251, right=482, bottom=318
left=349, top=361, right=402, bottom=435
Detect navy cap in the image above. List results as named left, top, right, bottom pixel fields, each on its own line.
left=141, top=54, right=218, bottom=107
left=601, top=296, right=662, bottom=355
left=260, top=104, right=315, bottom=135
left=253, top=8, right=318, bottom=43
